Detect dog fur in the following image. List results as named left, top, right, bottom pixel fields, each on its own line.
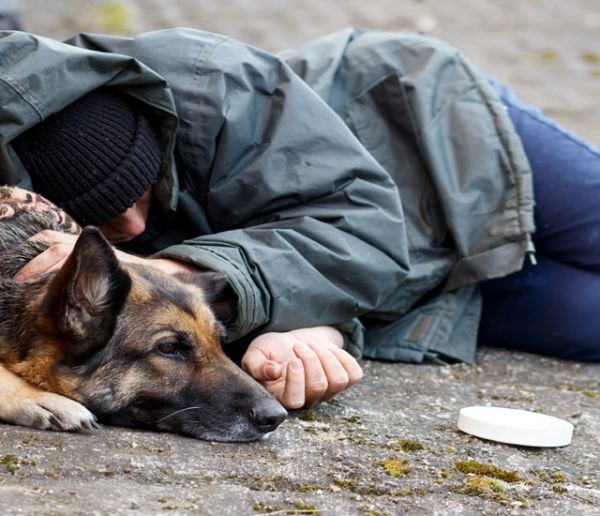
left=0, top=186, right=286, bottom=441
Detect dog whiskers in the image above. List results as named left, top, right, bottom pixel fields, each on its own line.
left=156, top=406, right=203, bottom=423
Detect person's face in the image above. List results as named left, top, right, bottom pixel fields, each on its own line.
left=98, top=188, right=153, bottom=243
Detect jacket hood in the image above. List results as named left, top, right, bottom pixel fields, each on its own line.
left=0, top=30, right=180, bottom=213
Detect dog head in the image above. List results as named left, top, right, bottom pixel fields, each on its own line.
left=30, top=227, right=287, bottom=442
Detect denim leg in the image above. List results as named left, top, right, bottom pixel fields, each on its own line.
left=480, top=256, right=600, bottom=361
left=479, top=79, right=600, bottom=360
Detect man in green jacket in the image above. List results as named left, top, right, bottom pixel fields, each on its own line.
left=1, top=27, right=539, bottom=408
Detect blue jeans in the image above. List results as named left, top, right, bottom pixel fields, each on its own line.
left=479, top=78, right=600, bottom=361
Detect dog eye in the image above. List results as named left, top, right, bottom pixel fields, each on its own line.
left=157, top=342, right=183, bottom=358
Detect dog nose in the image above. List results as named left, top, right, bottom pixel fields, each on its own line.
left=248, top=399, right=288, bottom=433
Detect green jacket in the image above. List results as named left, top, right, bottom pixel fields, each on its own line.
left=0, top=28, right=535, bottom=364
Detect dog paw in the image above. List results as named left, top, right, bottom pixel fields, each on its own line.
left=20, top=393, right=98, bottom=432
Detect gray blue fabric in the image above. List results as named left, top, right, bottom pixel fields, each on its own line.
left=0, top=28, right=536, bottom=363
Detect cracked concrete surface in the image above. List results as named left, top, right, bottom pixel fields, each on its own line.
left=1, top=0, right=599, bottom=514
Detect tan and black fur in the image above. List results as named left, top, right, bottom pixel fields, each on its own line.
left=0, top=187, right=286, bottom=442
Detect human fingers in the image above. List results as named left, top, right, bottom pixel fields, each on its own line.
left=305, top=340, right=350, bottom=400
left=281, top=358, right=306, bottom=409
left=14, top=244, right=72, bottom=281
left=242, top=333, right=297, bottom=375
left=29, top=229, right=79, bottom=246
left=293, top=341, right=328, bottom=407
left=242, top=346, right=274, bottom=381
left=262, top=361, right=285, bottom=381
left=328, top=345, right=364, bottom=386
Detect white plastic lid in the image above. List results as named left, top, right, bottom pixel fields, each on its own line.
left=457, top=406, right=573, bottom=447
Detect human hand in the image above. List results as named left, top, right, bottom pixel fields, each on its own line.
left=241, top=326, right=363, bottom=409
left=14, top=230, right=194, bottom=281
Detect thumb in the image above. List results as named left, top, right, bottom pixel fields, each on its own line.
left=242, top=348, right=283, bottom=382
left=262, top=361, right=283, bottom=381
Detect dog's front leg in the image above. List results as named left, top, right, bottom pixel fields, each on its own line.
left=0, top=364, right=97, bottom=431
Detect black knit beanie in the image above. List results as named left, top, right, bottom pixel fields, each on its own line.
left=12, top=88, right=162, bottom=226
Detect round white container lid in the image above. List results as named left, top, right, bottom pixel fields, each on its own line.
left=457, top=406, right=574, bottom=447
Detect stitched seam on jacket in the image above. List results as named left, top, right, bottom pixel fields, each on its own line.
left=0, top=75, right=44, bottom=120
left=188, top=35, right=229, bottom=105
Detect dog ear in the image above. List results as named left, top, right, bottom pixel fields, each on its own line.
left=43, top=227, right=131, bottom=359
left=175, top=270, right=236, bottom=325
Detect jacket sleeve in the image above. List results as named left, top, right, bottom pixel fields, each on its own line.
left=67, top=29, right=410, bottom=355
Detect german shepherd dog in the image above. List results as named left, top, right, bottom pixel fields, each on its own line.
left=0, top=186, right=287, bottom=441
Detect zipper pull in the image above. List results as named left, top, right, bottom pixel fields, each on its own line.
left=525, top=234, right=537, bottom=266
